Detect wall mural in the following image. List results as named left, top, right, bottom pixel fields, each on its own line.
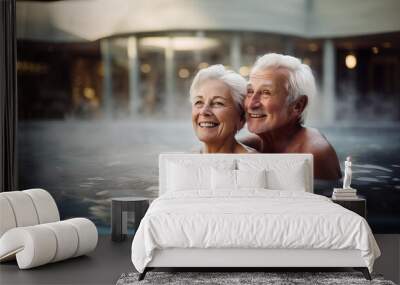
left=17, top=33, right=400, bottom=234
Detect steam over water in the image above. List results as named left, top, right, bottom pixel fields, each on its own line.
left=18, top=120, right=400, bottom=233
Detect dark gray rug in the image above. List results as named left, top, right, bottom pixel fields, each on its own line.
left=116, top=271, right=396, bottom=285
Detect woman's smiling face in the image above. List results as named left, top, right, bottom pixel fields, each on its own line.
left=192, top=79, right=243, bottom=145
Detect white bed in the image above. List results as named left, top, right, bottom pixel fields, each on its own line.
left=131, top=154, right=380, bottom=280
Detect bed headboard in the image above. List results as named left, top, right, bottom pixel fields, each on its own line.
left=159, top=153, right=314, bottom=196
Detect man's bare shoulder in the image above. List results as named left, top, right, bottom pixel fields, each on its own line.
left=300, top=128, right=334, bottom=153
left=300, top=128, right=342, bottom=180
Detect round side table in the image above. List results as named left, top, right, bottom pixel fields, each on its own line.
left=111, top=197, right=150, bottom=242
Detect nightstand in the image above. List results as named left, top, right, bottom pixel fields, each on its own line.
left=111, top=197, right=150, bottom=242
left=331, top=196, right=367, bottom=218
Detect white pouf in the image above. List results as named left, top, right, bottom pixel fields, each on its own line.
left=0, top=189, right=98, bottom=269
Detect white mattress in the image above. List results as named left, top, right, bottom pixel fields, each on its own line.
left=131, top=190, right=380, bottom=273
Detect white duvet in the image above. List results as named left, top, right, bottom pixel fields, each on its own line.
left=131, top=190, right=380, bottom=273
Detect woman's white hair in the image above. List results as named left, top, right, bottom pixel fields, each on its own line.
left=189, top=64, right=247, bottom=119
left=251, top=53, right=317, bottom=124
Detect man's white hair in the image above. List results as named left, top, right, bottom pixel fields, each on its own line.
left=251, top=53, right=317, bottom=124
left=190, top=64, right=247, bottom=119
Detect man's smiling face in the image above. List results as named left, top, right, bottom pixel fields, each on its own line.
left=245, top=68, right=295, bottom=135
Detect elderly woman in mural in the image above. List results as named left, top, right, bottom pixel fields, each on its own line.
left=190, top=65, right=257, bottom=154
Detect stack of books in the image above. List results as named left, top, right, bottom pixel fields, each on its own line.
left=332, top=188, right=357, bottom=200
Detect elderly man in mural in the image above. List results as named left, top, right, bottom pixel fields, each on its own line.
left=242, top=53, right=341, bottom=180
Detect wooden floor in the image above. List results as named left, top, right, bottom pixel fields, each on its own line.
left=0, top=235, right=133, bottom=285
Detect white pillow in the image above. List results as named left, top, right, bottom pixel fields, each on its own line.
left=238, top=159, right=309, bottom=192
left=211, top=168, right=236, bottom=190
left=267, top=162, right=307, bottom=191
left=237, top=169, right=267, bottom=189
left=211, top=169, right=267, bottom=190
left=167, top=159, right=235, bottom=192
left=168, top=162, right=209, bottom=191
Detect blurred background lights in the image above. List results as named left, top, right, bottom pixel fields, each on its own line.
left=83, top=87, right=95, bottom=100
left=140, top=63, right=151, bottom=74
left=140, top=37, right=220, bottom=51
left=178, top=68, right=190, bottom=79
left=308, top=43, right=319, bottom=52
left=239, top=66, right=250, bottom=77
left=302, top=58, right=311, bottom=66
left=345, top=54, right=357, bottom=69
left=198, top=62, right=209, bottom=69
left=372, top=46, right=379, bottom=54
left=127, top=37, right=137, bottom=59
